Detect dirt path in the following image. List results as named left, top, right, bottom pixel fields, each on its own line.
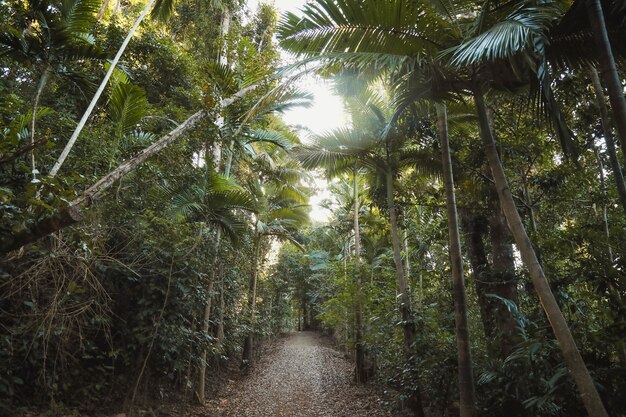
left=207, top=332, right=394, bottom=417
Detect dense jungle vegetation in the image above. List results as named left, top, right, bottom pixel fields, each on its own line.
left=1, top=0, right=625, bottom=416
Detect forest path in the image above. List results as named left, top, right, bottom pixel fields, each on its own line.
left=206, top=332, right=393, bottom=417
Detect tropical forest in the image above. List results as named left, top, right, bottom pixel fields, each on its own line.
left=1, top=0, right=625, bottom=416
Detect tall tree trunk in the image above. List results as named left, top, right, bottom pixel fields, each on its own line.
left=49, top=0, right=158, bottom=178
left=474, top=90, right=609, bottom=417
left=488, top=189, right=522, bottom=357
left=586, top=0, right=626, bottom=167
left=197, top=232, right=221, bottom=404
left=589, top=66, right=626, bottom=215
left=437, top=103, right=477, bottom=417
left=353, top=168, right=366, bottom=383
left=241, top=233, right=261, bottom=370
left=460, top=210, right=496, bottom=338
left=385, top=170, right=426, bottom=417
left=1, top=85, right=258, bottom=254
left=593, top=146, right=614, bottom=262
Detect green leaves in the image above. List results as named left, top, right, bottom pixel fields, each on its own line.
left=447, top=3, right=560, bottom=67
left=109, top=82, right=149, bottom=139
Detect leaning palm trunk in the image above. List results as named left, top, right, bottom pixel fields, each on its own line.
left=586, top=0, right=626, bottom=168
left=436, top=103, right=477, bottom=417
left=589, top=66, right=626, bottom=215
left=474, top=90, right=609, bottom=417
left=49, top=0, right=158, bottom=177
left=0, top=85, right=258, bottom=254
left=385, top=170, right=426, bottom=417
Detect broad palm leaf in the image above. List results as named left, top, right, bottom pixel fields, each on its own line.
left=161, top=169, right=257, bottom=244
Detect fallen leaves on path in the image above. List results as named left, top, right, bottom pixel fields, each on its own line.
left=206, top=332, right=394, bottom=417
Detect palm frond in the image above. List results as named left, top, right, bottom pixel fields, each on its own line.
left=446, top=3, right=560, bottom=67
left=109, top=82, right=149, bottom=137
left=243, top=129, right=295, bottom=151
left=61, top=0, right=99, bottom=35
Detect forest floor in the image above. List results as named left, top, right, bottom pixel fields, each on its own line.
left=202, top=331, right=396, bottom=417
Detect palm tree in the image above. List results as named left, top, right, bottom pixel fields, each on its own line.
left=436, top=103, right=477, bottom=417
left=0, top=84, right=259, bottom=254
left=161, top=167, right=257, bottom=403
left=0, top=0, right=107, bottom=179
left=241, top=160, right=310, bottom=369
left=583, top=0, right=626, bottom=167
left=279, top=2, right=609, bottom=415
left=297, top=92, right=442, bottom=416
left=48, top=0, right=226, bottom=177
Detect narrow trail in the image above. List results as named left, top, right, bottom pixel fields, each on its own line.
left=207, top=332, right=394, bottom=417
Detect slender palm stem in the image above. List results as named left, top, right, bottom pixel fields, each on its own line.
left=30, top=67, right=50, bottom=180
left=197, top=230, right=221, bottom=404
left=49, top=0, right=158, bottom=178
left=589, top=66, right=626, bottom=215
left=586, top=0, right=626, bottom=168
left=385, top=169, right=426, bottom=417
left=474, top=89, right=609, bottom=417
left=437, top=103, right=476, bottom=417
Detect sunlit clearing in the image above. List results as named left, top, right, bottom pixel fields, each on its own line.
left=309, top=175, right=333, bottom=223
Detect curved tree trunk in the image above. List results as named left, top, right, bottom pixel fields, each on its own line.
left=474, top=90, right=609, bottom=417
left=436, top=103, right=477, bottom=417
left=30, top=67, right=50, bottom=181
left=49, top=0, right=158, bottom=177
left=385, top=170, right=426, bottom=417
left=586, top=0, right=626, bottom=168
left=1, top=85, right=257, bottom=254
left=589, top=66, right=626, bottom=215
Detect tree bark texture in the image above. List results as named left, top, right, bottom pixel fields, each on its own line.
left=241, top=233, right=261, bottom=369
left=589, top=66, right=626, bottom=215
left=474, top=90, right=609, bottom=417
left=197, top=231, right=221, bottom=404
left=1, top=85, right=258, bottom=254
left=30, top=67, right=50, bottom=180
left=353, top=169, right=367, bottom=383
left=437, top=103, right=477, bottom=417
left=587, top=0, right=626, bottom=168
left=488, top=187, right=521, bottom=357
left=385, top=171, right=426, bottom=417
left=49, top=0, right=159, bottom=178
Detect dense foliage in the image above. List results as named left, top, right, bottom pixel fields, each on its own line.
left=1, top=0, right=625, bottom=416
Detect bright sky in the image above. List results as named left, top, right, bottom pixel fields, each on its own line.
left=247, top=0, right=346, bottom=223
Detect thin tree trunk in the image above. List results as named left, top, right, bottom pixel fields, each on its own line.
left=587, top=0, right=626, bottom=167
left=197, top=232, right=221, bottom=404
left=593, top=146, right=614, bottom=262
left=96, top=0, right=111, bottom=20
left=488, top=190, right=521, bottom=358
left=385, top=170, right=426, bottom=417
left=241, top=233, right=261, bottom=369
left=460, top=210, right=496, bottom=339
left=437, top=103, right=477, bottom=417
left=30, top=67, right=50, bottom=181
left=589, top=66, right=626, bottom=215
left=1, top=85, right=257, bottom=254
left=403, top=227, right=411, bottom=277
left=474, top=90, right=609, bottom=417
left=353, top=168, right=366, bottom=383
left=216, top=267, right=225, bottom=350
left=49, top=0, right=158, bottom=177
